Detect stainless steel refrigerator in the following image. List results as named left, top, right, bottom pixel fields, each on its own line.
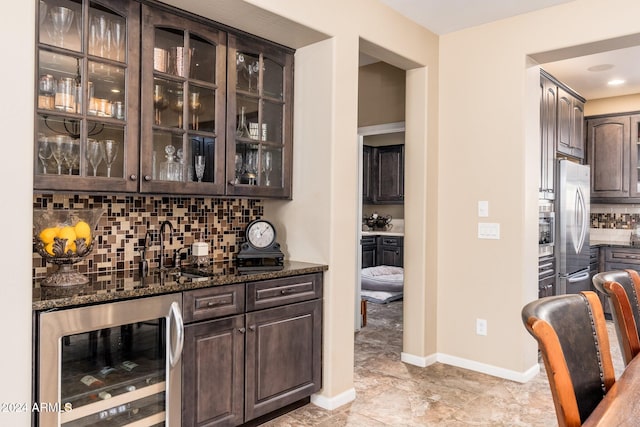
left=556, top=159, right=591, bottom=295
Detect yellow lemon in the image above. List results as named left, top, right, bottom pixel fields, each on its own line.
left=39, top=227, right=59, bottom=244
left=44, top=242, right=55, bottom=256
left=66, top=241, right=77, bottom=254
left=57, top=226, right=77, bottom=253
left=74, top=220, right=92, bottom=243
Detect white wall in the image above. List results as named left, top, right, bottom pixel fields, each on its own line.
left=1, top=1, right=34, bottom=425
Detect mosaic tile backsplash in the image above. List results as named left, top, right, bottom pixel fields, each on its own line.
left=592, top=212, right=640, bottom=229
left=33, top=194, right=263, bottom=279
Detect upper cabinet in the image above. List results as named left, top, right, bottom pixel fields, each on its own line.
left=140, top=5, right=227, bottom=195
left=556, top=86, right=585, bottom=160
left=226, top=34, right=294, bottom=199
left=540, top=72, right=557, bottom=199
left=362, top=144, right=404, bottom=204
left=587, top=112, right=640, bottom=202
left=35, top=0, right=140, bottom=193
left=34, top=1, right=294, bottom=199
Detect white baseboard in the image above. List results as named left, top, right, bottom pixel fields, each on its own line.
left=401, top=351, right=437, bottom=367
left=310, top=387, right=356, bottom=410
left=400, top=351, right=539, bottom=382
left=436, top=353, right=540, bottom=383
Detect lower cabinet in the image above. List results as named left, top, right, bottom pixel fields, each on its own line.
left=538, top=255, right=555, bottom=298
left=361, top=235, right=377, bottom=268
left=361, top=235, right=403, bottom=268
left=182, top=273, right=323, bottom=427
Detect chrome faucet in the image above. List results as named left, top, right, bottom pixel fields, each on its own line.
left=159, top=220, right=174, bottom=270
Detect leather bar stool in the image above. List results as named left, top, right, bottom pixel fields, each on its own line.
left=592, top=269, right=640, bottom=366
left=522, top=292, right=615, bottom=427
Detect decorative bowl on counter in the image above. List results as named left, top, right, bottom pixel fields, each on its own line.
left=363, top=213, right=393, bottom=230
left=33, top=208, right=104, bottom=287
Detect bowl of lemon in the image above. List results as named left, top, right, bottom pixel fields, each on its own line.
left=33, top=208, right=104, bottom=287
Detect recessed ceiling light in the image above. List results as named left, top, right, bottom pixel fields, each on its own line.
left=608, top=79, right=625, bottom=86
left=588, top=64, right=614, bottom=72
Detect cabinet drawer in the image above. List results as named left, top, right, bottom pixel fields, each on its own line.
left=378, top=236, right=403, bottom=247
left=361, top=236, right=377, bottom=246
left=247, top=273, right=323, bottom=311
left=605, top=248, right=640, bottom=265
left=183, top=283, right=245, bottom=323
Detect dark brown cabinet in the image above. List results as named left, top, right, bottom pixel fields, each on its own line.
left=35, top=1, right=295, bottom=199
left=377, top=236, right=403, bottom=267
left=361, top=235, right=403, bottom=268
left=363, top=145, right=404, bottom=204
left=587, top=113, right=640, bottom=202
left=182, top=273, right=322, bottom=427
left=140, top=4, right=227, bottom=195
left=226, top=34, right=294, bottom=199
left=557, top=86, right=585, bottom=160
left=34, top=0, right=141, bottom=193
left=540, top=73, right=557, bottom=199
left=361, top=235, right=377, bottom=268
left=538, top=255, right=555, bottom=298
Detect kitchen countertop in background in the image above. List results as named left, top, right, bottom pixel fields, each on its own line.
left=33, top=260, right=328, bottom=311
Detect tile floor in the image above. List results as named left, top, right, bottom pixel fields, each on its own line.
left=263, top=300, right=624, bottom=426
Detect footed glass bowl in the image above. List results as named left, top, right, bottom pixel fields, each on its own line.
left=33, top=208, right=104, bottom=287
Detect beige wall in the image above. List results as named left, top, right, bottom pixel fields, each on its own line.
left=439, top=0, right=640, bottom=376
left=358, top=62, right=406, bottom=126
left=585, top=93, right=640, bottom=116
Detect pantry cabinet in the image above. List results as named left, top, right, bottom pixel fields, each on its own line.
left=34, top=0, right=294, bottom=199
left=363, top=144, right=404, bottom=204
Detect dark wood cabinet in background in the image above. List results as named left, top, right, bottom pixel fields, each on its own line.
left=362, top=144, right=404, bottom=204
left=557, top=86, right=585, bottom=160
left=587, top=112, right=640, bottom=202
left=540, top=72, right=557, bottom=199
left=361, top=235, right=403, bottom=268
left=182, top=273, right=322, bottom=427
left=538, top=255, right=555, bottom=298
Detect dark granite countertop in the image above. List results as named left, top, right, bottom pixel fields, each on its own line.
left=33, top=260, right=328, bottom=311
left=591, top=240, right=639, bottom=248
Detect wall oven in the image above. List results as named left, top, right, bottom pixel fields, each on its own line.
left=539, top=201, right=555, bottom=258
left=36, top=293, right=183, bottom=426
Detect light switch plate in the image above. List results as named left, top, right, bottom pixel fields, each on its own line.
left=478, top=200, right=489, bottom=217
left=478, top=222, right=500, bottom=239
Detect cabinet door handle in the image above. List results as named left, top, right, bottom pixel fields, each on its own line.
left=249, top=325, right=256, bottom=331
left=238, top=327, right=246, bottom=333
left=144, top=175, right=152, bottom=181
left=228, top=180, right=236, bottom=185
left=129, top=174, right=137, bottom=180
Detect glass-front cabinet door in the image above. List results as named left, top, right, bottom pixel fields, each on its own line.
left=35, top=0, right=140, bottom=192
left=226, top=34, right=294, bottom=198
left=140, top=5, right=226, bottom=195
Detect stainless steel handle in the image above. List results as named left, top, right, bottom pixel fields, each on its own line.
left=567, top=271, right=590, bottom=282
left=574, top=186, right=587, bottom=254
left=168, top=301, right=184, bottom=368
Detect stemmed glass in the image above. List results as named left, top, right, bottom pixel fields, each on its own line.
left=263, top=151, right=273, bottom=186
left=194, top=155, right=205, bottom=182
left=50, top=135, right=68, bottom=175
left=169, top=89, right=184, bottom=128
left=100, top=140, right=119, bottom=178
left=38, top=134, right=52, bottom=174
left=86, top=139, right=103, bottom=177
left=89, top=14, right=109, bottom=57
left=153, top=84, right=169, bottom=125
left=49, top=6, right=74, bottom=48
left=189, top=92, right=201, bottom=130
left=110, top=19, right=125, bottom=61
left=63, top=140, right=79, bottom=175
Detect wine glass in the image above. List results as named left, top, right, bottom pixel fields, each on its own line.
left=189, top=92, right=201, bottom=130
left=169, top=89, right=184, bottom=128
left=194, top=155, right=205, bottom=182
left=153, top=84, right=169, bottom=125
left=263, top=151, right=273, bottom=186
left=49, top=6, right=74, bottom=48
left=100, top=140, right=119, bottom=178
left=63, top=140, right=79, bottom=175
left=89, top=14, right=109, bottom=57
left=110, top=19, right=125, bottom=61
left=38, top=134, right=52, bottom=174
left=50, top=135, right=68, bottom=175
left=86, top=139, right=103, bottom=177
left=39, top=1, right=47, bottom=27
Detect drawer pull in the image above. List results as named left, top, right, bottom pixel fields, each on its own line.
left=280, top=288, right=296, bottom=295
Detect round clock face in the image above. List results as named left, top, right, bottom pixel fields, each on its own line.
left=246, top=220, right=276, bottom=249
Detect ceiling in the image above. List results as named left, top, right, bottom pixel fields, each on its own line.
left=374, top=0, right=640, bottom=100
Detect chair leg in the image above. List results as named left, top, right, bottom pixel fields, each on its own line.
left=361, top=299, right=367, bottom=327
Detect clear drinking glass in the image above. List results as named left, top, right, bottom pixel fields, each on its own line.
left=86, top=139, right=103, bottom=176
left=263, top=151, right=273, bottom=186
left=63, top=139, right=79, bottom=175
left=153, top=84, right=168, bottom=125
left=50, top=135, right=69, bottom=175
left=110, top=19, right=125, bottom=61
left=194, top=155, right=205, bottom=182
left=100, top=140, right=119, bottom=178
left=89, top=14, right=109, bottom=57
left=49, top=6, right=74, bottom=48
left=189, top=92, right=201, bottom=131
left=38, top=134, right=52, bottom=174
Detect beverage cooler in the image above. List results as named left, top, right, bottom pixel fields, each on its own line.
left=36, top=293, right=183, bottom=426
